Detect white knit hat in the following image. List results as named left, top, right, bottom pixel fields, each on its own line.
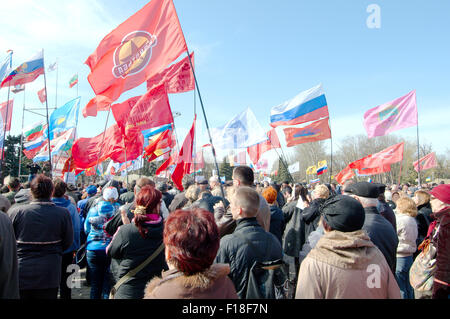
left=103, top=186, right=119, bottom=201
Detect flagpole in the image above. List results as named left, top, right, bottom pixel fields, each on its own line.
left=416, top=110, right=421, bottom=186
left=398, top=159, right=403, bottom=185
left=18, top=86, right=26, bottom=180
left=93, top=108, right=111, bottom=183
left=0, top=51, right=13, bottom=178
left=42, top=49, right=53, bottom=178
left=265, top=130, right=294, bottom=183
left=193, top=85, right=197, bottom=182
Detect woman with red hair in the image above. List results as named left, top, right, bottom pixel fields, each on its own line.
left=107, top=185, right=167, bottom=299
left=262, top=186, right=286, bottom=244
left=144, top=208, right=238, bottom=299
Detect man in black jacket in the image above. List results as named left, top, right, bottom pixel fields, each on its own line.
left=215, top=186, right=282, bottom=299
left=347, top=181, right=399, bottom=274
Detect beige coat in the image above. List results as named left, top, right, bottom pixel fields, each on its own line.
left=144, top=263, right=238, bottom=299
left=295, top=230, right=401, bottom=299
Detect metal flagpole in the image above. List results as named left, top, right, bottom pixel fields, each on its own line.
left=93, top=108, right=111, bottom=183
left=193, top=83, right=197, bottom=182
left=18, top=86, right=26, bottom=179
left=0, top=51, right=13, bottom=177
left=42, top=49, right=53, bottom=178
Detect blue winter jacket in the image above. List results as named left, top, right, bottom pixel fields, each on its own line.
left=52, top=196, right=81, bottom=253
left=84, top=200, right=119, bottom=251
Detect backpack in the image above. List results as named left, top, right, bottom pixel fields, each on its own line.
left=235, top=233, right=290, bottom=299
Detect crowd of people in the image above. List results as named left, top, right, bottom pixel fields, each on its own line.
left=0, top=168, right=449, bottom=300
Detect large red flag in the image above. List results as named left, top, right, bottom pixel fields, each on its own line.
left=82, top=95, right=112, bottom=118
left=171, top=117, right=196, bottom=191
left=335, top=165, right=355, bottom=185
left=350, top=142, right=404, bottom=171
left=85, top=0, right=187, bottom=103
left=72, top=124, right=143, bottom=169
left=247, top=128, right=280, bottom=165
left=147, top=52, right=194, bottom=93
left=413, top=152, right=437, bottom=172
left=283, top=117, right=331, bottom=147
left=111, top=84, right=174, bottom=136
left=356, top=164, right=391, bottom=176
left=0, top=100, right=13, bottom=131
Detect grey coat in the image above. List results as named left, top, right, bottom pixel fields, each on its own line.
left=0, top=212, right=19, bottom=298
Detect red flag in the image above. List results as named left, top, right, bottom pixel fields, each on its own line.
left=335, top=165, right=355, bottom=185
left=37, top=88, right=46, bottom=103
left=350, top=142, right=404, bottom=171
left=247, top=128, right=280, bottom=165
left=413, top=152, right=437, bottom=172
left=283, top=117, right=331, bottom=147
left=111, top=84, right=174, bottom=136
left=144, top=129, right=175, bottom=161
left=235, top=151, right=247, bottom=165
left=171, top=117, right=196, bottom=191
left=147, top=52, right=194, bottom=93
left=85, top=0, right=187, bottom=103
left=0, top=100, right=13, bottom=131
left=72, top=124, right=143, bottom=169
left=82, top=95, right=112, bottom=118
left=356, top=164, right=391, bottom=176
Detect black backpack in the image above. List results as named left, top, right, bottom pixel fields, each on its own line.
left=235, top=233, right=290, bottom=299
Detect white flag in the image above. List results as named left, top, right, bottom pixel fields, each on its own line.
left=288, top=162, right=300, bottom=173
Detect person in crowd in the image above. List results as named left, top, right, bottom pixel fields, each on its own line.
left=215, top=186, right=282, bottom=298
left=66, top=183, right=81, bottom=204
left=196, top=177, right=209, bottom=192
left=26, top=163, right=41, bottom=182
left=342, top=179, right=356, bottom=195
left=158, top=183, right=174, bottom=209
left=0, top=193, right=11, bottom=213
left=0, top=209, right=19, bottom=298
left=392, top=191, right=401, bottom=204
left=84, top=186, right=120, bottom=299
left=262, top=186, right=285, bottom=244
left=214, top=166, right=271, bottom=237
left=271, top=182, right=285, bottom=208
left=413, top=189, right=434, bottom=249
left=120, top=180, right=136, bottom=204
left=282, top=185, right=292, bottom=202
left=11, top=189, right=32, bottom=209
left=295, top=195, right=401, bottom=299
left=4, top=176, right=21, bottom=205
left=428, top=184, right=450, bottom=299
left=282, top=184, right=301, bottom=225
left=144, top=208, right=237, bottom=299
left=183, top=185, right=201, bottom=209
left=78, top=185, right=98, bottom=221
left=376, top=184, right=397, bottom=232
left=52, top=178, right=80, bottom=299
left=83, top=180, right=108, bottom=215
left=346, top=182, right=399, bottom=274
left=209, top=175, right=223, bottom=197
left=107, top=185, right=167, bottom=299
left=393, top=196, right=418, bottom=299
left=8, top=174, right=73, bottom=299
left=169, top=176, right=194, bottom=212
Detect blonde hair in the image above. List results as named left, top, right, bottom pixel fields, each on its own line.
left=414, top=190, right=430, bottom=207
left=313, top=184, right=330, bottom=199
left=185, top=185, right=200, bottom=203
left=396, top=196, right=418, bottom=217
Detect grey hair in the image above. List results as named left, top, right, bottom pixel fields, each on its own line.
left=356, top=196, right=378, bottom=207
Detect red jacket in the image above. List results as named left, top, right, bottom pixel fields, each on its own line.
left=432, top=208, right=450, bottom=299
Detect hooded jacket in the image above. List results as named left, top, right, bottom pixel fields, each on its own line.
left=295, top=230, right=401, bottom=299
left=52, top=196, right=81, bottom=253
left=84, top=200, right=119, bottom=251
left=395, top=212, right=418, bottom=257
left=144, top=264, right=238, bottom=299
left=415, top=202, right=433, bottom=246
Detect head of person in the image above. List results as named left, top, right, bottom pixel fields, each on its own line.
left=52, top=178, right=67, bottom=198
left=429, top=184, right=450, bottom=214
left=134, top=177, right=155, bottom=196
left=196, top=178, right=209, bottom=191
left=282, top=181, right=290, bottom=190
left=164, top=208, right=220, bottom=275
left=346, top=182, right=380, bottom=208
left=103, top=186, right=119, bottom=203
left=157, top=183, right=168, bottom=194
left=375, top=184, right=386, bottom=202
left=395, top=196, right=418, bottom=217
left=414, top=189, right=431, bottom=208
left=320, top=195, right=366, bottom=233
left=232, top=166, right=254, bottom=188
left=312, top=184, right=330, bottom=200
left=230, top=186, right=260, bottom=220
left=342, top=179, right=356, bottom=195
left=30, top=174, right=54, bottom=200
left=185, top=185, right=201, bottom=203
left=5, top=176, right=20, bottom=192
left=128, top=180, right=137, bottom=192
left=133, top=185, right=162, bottom=238
left=181, top=176, right=194, bottom=192
left=262, top=186, right=278, bottom=205
left=299, top=184, right=309, bottom=203
left=209, top=175, right=220, bottom=189
left=282, top=185, right=293, bottom=200
left=85, top=185, right=98, bottom=197
left=263, top=181, right=269, bottom=188
left=392, top=191, right=400, bottom=203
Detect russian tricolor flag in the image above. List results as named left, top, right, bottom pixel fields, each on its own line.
left=1, top=50, right=44, bottom=88
left=270, top=84, right=329, bottom=128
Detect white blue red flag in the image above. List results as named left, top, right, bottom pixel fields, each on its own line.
left=1, top=50, right=44, bottom=88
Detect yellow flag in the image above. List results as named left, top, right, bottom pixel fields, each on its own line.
left=318, top=160, right=327, bottom=168
left=306, top=165, right=317, bottom=175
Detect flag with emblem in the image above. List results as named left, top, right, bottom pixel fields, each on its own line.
left=306, top=165, right=317, bottom=175
left=85, top=0, right=187, bottom=104
left=316, top=160, right=328, bottom=175
left=47, top=97, right=81, bottom=139
left=413, top=152, right=437, bottom=172
left=1, top=50, right=44, bottom=88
